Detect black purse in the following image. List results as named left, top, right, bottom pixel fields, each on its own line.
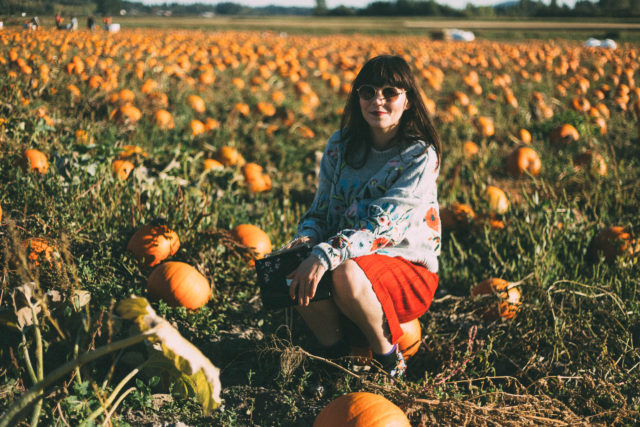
left=255, top=245, right=333, bottom=310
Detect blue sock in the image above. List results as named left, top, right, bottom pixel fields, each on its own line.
left=375, top=343, right=397, bottom=357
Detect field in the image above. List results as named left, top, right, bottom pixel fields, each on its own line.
left=1, top=18, right=639, bottom=426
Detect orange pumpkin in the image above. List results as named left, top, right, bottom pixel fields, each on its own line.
left=216, top=146, right=246, bottom=167
left=485, top=186, right=509, bottom=214
left=127, top=224, right=180, bottom=267
left=313, top=392, right=410, bottom=427
left=551, top=124, right=579, bottom=145
left=506, top=146, right=541, bottom=176
left=397, top=319, right=421, bottom=359
left=204, top=158, right=224, bottom=171
left=154, top=109, right=175, bottom=130
left=22, top=237, right=61, bottom=268
left=471, top=278, right=522, bottom=320
left=475, top=116, right=495, bottom=138
left=112, top=160, right=134, bottom=180
left=243, top=163, right=272, bottom=193
left=0, top=204, right=2, bottom=223
left=187, top=94, right=206, bottom=114
left=231, top=224, right=272, bottom=260
left=518, top=128, right=532, bottom=144
left=440, top=203, right=475, bottom=231
left=190, top=119, right=206, bottom=137
left=590, top=226, right=638, bottom=263
left=574, top=151, right=607, bottom=176
left=147, top=262, right=211, bottom=309
left=23, top=149, right=49, bottom=174
left=462, top=141, right=479, bottom=159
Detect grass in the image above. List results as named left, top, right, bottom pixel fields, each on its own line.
left=0, top=23, right=639, bottom=425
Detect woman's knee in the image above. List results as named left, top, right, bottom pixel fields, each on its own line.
left=331, top=260, right=368, bottom=301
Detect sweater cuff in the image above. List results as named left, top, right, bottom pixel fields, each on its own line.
left=311, top=247, right=331, bottom=270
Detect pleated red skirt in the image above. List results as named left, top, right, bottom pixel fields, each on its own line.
left=353, top=254, right=439, bottom=344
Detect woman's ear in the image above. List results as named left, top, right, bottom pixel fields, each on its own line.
left=404, top=98, right=411, bottom=111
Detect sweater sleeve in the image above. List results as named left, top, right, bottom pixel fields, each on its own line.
left=312, top=145, right=439, bottom=270
left=294, top=131, right=342, bottom=244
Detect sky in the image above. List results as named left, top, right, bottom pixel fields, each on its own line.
left=140, top=0, right=581, bottom=9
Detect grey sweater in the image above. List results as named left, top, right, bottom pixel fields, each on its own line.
left=296, top=130, right=441, bottom=273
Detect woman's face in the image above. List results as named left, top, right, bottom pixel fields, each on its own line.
left=358, top=85, right=410, bottom=133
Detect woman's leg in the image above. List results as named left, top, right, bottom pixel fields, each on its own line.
left=330, top=260, right=394, bottom=355
left=294, top=299, right=342, bottom=347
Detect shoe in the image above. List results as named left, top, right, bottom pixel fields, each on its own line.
left=373, top=345, right=406, bottom=378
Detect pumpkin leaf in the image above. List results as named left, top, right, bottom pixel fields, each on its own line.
left=116, top=296, right=222, bottom=413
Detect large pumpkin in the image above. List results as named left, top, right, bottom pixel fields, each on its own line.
left=313, top=392, right=410, bottom=427
left=127, top=224, right=180, bottom=267
left=231, top=224, right=272, bottom=260
left=147, top=262, right=210, bottom=309
left=112, top=159, right=134, bottom=180
left=471, top=278, right=521, bottom=320
left=23, top=149, right=49, bottom=174
left=397, top=319, right=421, bottom=359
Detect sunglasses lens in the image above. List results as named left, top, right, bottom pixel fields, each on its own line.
left=358, top=85, right=376, bottom=100
left=382, top=87, right=400, bottom=100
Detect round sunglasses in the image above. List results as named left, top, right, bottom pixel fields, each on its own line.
left=357, top=85, right=406, bottom=102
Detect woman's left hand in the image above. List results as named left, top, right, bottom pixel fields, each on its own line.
left=286, top=255, right=328, bottom=306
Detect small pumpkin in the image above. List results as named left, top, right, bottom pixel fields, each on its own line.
left=550, top=124, right=579, bottom=145
left=112, top=159, right=134, bottom=180
left=475, top=116, right=495, bottom=138
left=574, top=150, right=607, bottom=176
left=231, top=224, right=272, bottom=260
left=518, top=128, right=532, bottom=144
left=440, top=202, right=475, bottom=231
left=187, top=94, right=206, bottom=113
left=590, top=226, right=638, bottom=264
left=127, top=224, right=180, bottom=267
left=506, top=146, right=541, bottom=176
left=22, top=237, right=62, bottom=268
left=313, top=392, right=410, bottom=427
left=154, top=109, right=175, bottom=130
left=203, top=158, right=224, bottom=171
left=462, top=141, right=479, bottom=159
left=471, top=278, right=521, bottom=320
left=243, top=163, right=272, bottom=193
left=23, top=149, right=49, bottom=174
left=147, top=262, right=211, bottom=309
left=485, top=186, right=509, bottom=214
left=216, top=146, right=246, bottom=167
left=397, top=319, right=421, bottom=359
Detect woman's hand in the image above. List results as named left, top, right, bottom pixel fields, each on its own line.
left=287, top=255, right=328, bottom=306
left=281, top=235, right=316, bottom=251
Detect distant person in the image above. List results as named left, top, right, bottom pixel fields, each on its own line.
left=87, top=15, right=96, bottom=31
left=31, top=16, right=40, bottom=29
left=55, top=12, right=63, bottom=30
left=68, top=16, right=78, bottom=31
left=103, top=16, right=112, bottom=31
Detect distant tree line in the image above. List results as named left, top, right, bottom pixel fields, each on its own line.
left=3, top=0, right=640, bottom=18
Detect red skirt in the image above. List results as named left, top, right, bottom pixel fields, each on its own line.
left=353, top=254, right=439, bottom=344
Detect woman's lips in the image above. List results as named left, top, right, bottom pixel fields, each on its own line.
left=370, top=111, right=386, bottom=116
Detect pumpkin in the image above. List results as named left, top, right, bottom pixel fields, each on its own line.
left=313, top=392, right=410, bottom=427
left=0, top=204, right=2, bottom=223
left=204, top=158, right=224, bottom=171
left=231, top=224, right=272, bottom=260
left=551, top=124, right=579, bottom=145
left=243, top=163, right=272, bottom=193
left=471, top=278, right=522, bottom=320
left=397, top=319, right=421, bottom=359
left=574, top=151, right=607, bottom=176
left=462, top=141, right=479, bottom=159
left=23, top=149, right=49, bottom=174
left=22, top=237, right=61, bottom=268
left=187, top=94, right=206, bottom=113
left=147, top=262, right=210, bottom=309
left=518, top=128, right=532, bottom=144
left=154, top=109, right=175, bottom=129
left=112, top=160, right=134, bottom=180
left=216, top=146, right=246, bottom=167
left=590, top=226, right=638, bottom=263
left=440, top=202, right=475, bottom=231
left=485, top=186, right=509, bottom=214
left=475, top=116, right=495, bottom=138
left=190, top=119, right=206, bottom=136
left=506, top=146, right=541, bottom=176
left=117, top=103, right=141, bottom=123
left=127, top=224, right=180, bottom=267
left=119, top=145, right=147, bottom=159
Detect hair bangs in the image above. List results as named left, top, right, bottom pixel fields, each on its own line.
left=354, top=56, right=412, bottom=90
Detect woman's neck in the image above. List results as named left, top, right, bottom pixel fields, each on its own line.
left=370, top=125, right=400, bottom=150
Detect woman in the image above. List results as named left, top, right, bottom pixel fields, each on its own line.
left=285, top=55, right=442, bottom=377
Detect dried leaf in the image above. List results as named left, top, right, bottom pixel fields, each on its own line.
left=116, top=296, right=222, bottom=413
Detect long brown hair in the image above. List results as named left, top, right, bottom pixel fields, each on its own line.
left=339, top=55, right=441, bottom=168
